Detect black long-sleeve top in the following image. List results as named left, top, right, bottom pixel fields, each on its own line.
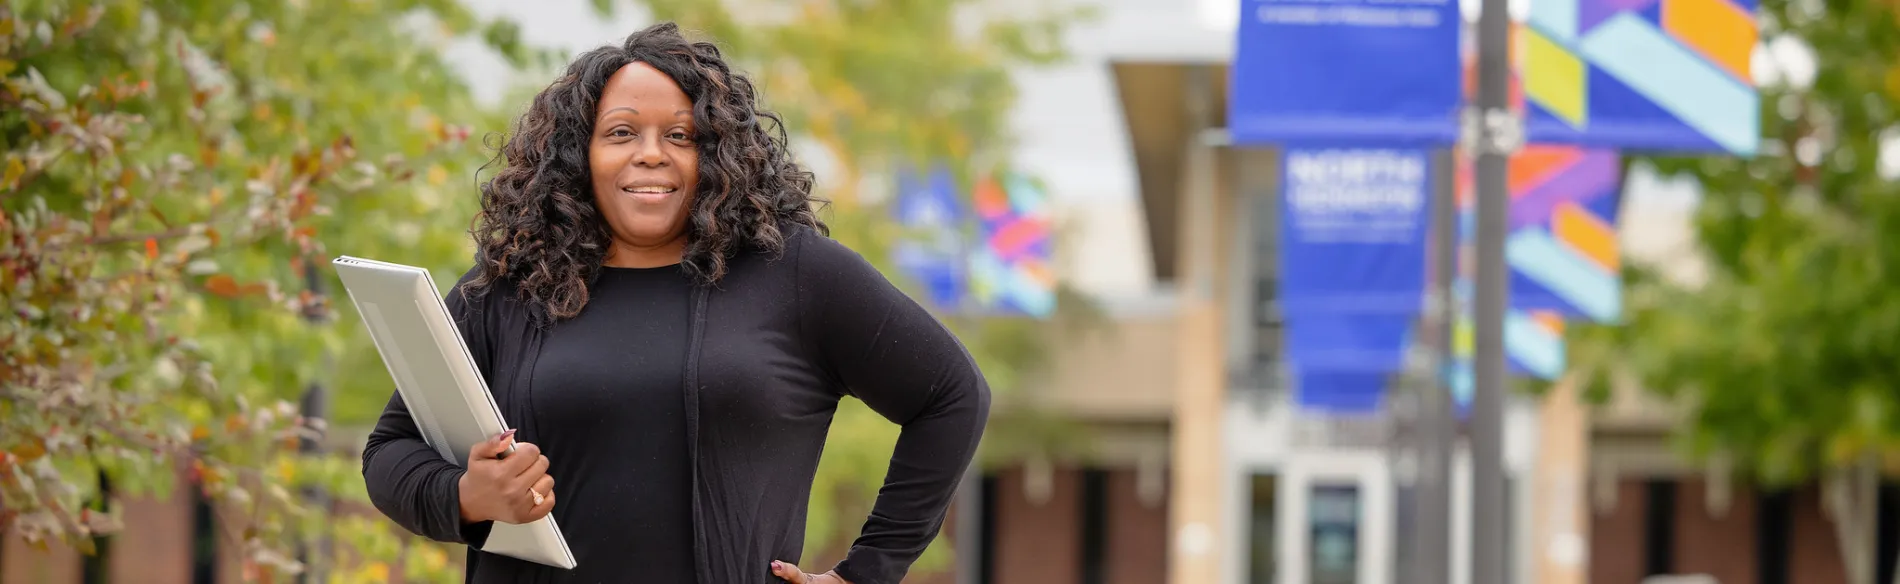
left=361, top=224, right=993, bottom=584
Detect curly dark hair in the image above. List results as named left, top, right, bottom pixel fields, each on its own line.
left=463, top=22, right=824, bottom=322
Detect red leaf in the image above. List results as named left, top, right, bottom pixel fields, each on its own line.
left=204, top=274, right=240, bottom=298
left=144, top=238, right=157, bottom=260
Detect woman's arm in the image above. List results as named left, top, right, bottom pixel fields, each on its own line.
left=359, top=268, right=495, bottom=546
left=796, top=233, right=993, bottom=584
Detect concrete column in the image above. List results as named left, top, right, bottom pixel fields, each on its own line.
left=1531, top=377, right=1592, bottom=584
left=1167, top=69, right=1231, bottom=584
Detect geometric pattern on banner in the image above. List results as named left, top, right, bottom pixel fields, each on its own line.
left=1456, top=145, right=1625, bottom=322
left=968, top=174, right=1057, bottom=318
left=1447, top=306, right=1567, bottom=412
left=1518, top=0, right=1760, bottom=155
left=1452, top=306, right=1567, bottom=377
left=889, top=165, right=968, bottom=312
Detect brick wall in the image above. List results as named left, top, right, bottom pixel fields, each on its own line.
left=1789, top=484, right=1847, bottom=584
left=5, top=463, right=1171, bottom=584
left=108, top=488, right=196, bottom=584
left=992, top=466, right=1081, bottom=584
left=1672, top=478, right=1758, bottom=584
left=1590, top=480, right=1648, bottom=584
left=2, top=465, right=198, bottom=584
left=1, top=535, right=81, bottom=584
left=1588, top=477, right=1857, bottom=584
left=1104, top=469, right=1167, bottom=584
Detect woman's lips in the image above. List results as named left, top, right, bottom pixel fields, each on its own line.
left=621, top=185, right=677, bottom=203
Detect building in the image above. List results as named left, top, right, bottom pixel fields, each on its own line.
left=6, top=2, right=1890, bottom=584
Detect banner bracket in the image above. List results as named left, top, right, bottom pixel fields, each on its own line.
left=1461, top=107, right=1525, bottom=158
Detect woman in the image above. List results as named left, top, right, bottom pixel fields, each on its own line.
left=361, top=22, right=991, bottom=584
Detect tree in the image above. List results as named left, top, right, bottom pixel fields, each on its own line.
left=1563, top=1, right=1900, bottom=582
left=1, top=1, right=542, bottom=581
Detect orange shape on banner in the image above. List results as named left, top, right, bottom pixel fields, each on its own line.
left=1508, top=145, right=1585, bottom=197
left=1532, top=311, right=1566, bottom=336
left=972, top=176, right=1010, bottom=218
left=1663, top=0, right=1758, bottom=83
left=1553, top=201, right=1620, bottom=272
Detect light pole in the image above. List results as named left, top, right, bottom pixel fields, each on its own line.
left=1469, top=0, right=1519, bottom=580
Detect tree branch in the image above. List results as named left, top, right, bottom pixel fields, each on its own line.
left=84, top=225, right=193, bottom=246
left=3, top=145, right=75, bottom=200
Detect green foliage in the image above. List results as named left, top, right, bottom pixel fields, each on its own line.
left=1565, top=0, right=1900, bottom=486
left=1, top=0, right=530, bottom=581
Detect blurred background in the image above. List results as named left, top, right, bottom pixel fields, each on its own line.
left=0, top=0, right=1887, bottom=583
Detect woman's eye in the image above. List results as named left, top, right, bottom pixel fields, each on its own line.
left=668, top=132, right=690, bottom=140
left=609, top=128, right=633, bottom=138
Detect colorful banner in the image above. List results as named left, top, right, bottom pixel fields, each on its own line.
left=1446, top=308, right=1568, bottom=410
left=1279, top=148, right=1434, bottom=413
left=890, top=165, right=968, bottom=312
left=1229, top=0, right=1464, bottom=146
left=968, top=174, right=1056, bottom=318
left=1436, top=146, right=1619, bottom=409
left=1517, top=0, right=1760, bottom=155
left=1279, top=148, right=1433, bottom=315
left=1455, top=145, right=1625, bottom=322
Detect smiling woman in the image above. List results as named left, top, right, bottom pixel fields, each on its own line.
left=461, top=22, right=823, bottom=322
left=359, top=21, right=992, bottom=584
left=588, top=62, right=702, bottom=268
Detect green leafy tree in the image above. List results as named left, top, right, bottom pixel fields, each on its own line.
left=1, top=1, right=541, bottom=581
left=1563, top=1, right=1900, bottom=582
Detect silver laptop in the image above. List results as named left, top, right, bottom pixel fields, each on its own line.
left=332, top=256, right=577, bottom=570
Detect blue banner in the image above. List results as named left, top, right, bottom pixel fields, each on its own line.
left=1285, top=313, right=1415, bottom=372
left=1278, top=148, right=1433, bottom=315
left=1293, top=370, right=1392, bottom=415
left=1279, top=148, right=1433, bottom=413
left=1229, top=0, right=1463, bottom=146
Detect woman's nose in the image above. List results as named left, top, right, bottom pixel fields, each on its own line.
left=632, top=135, right=666, bottom=167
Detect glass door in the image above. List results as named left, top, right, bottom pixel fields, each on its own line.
left=1277, top=451, right=1392, bottom=584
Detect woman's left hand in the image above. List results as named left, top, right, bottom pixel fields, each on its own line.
left=770, top=560, right=853, bottom=584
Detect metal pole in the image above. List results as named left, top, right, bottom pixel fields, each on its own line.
left=1472, top=0, right=1516, bottom=579
left=1411, top=148, right=1457, bottom=584
left=298, top=260, right=332, bottom=584
left=955, top=464, right=983, bottom=584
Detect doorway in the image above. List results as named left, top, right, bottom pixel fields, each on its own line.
left=1276, top=451, right=1393, bottom=584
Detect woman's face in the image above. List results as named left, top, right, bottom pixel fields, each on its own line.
left=589, top=61, right=699, bottom=267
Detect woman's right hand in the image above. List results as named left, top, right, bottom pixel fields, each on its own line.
left=458, top=430, right=556, bottom=525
